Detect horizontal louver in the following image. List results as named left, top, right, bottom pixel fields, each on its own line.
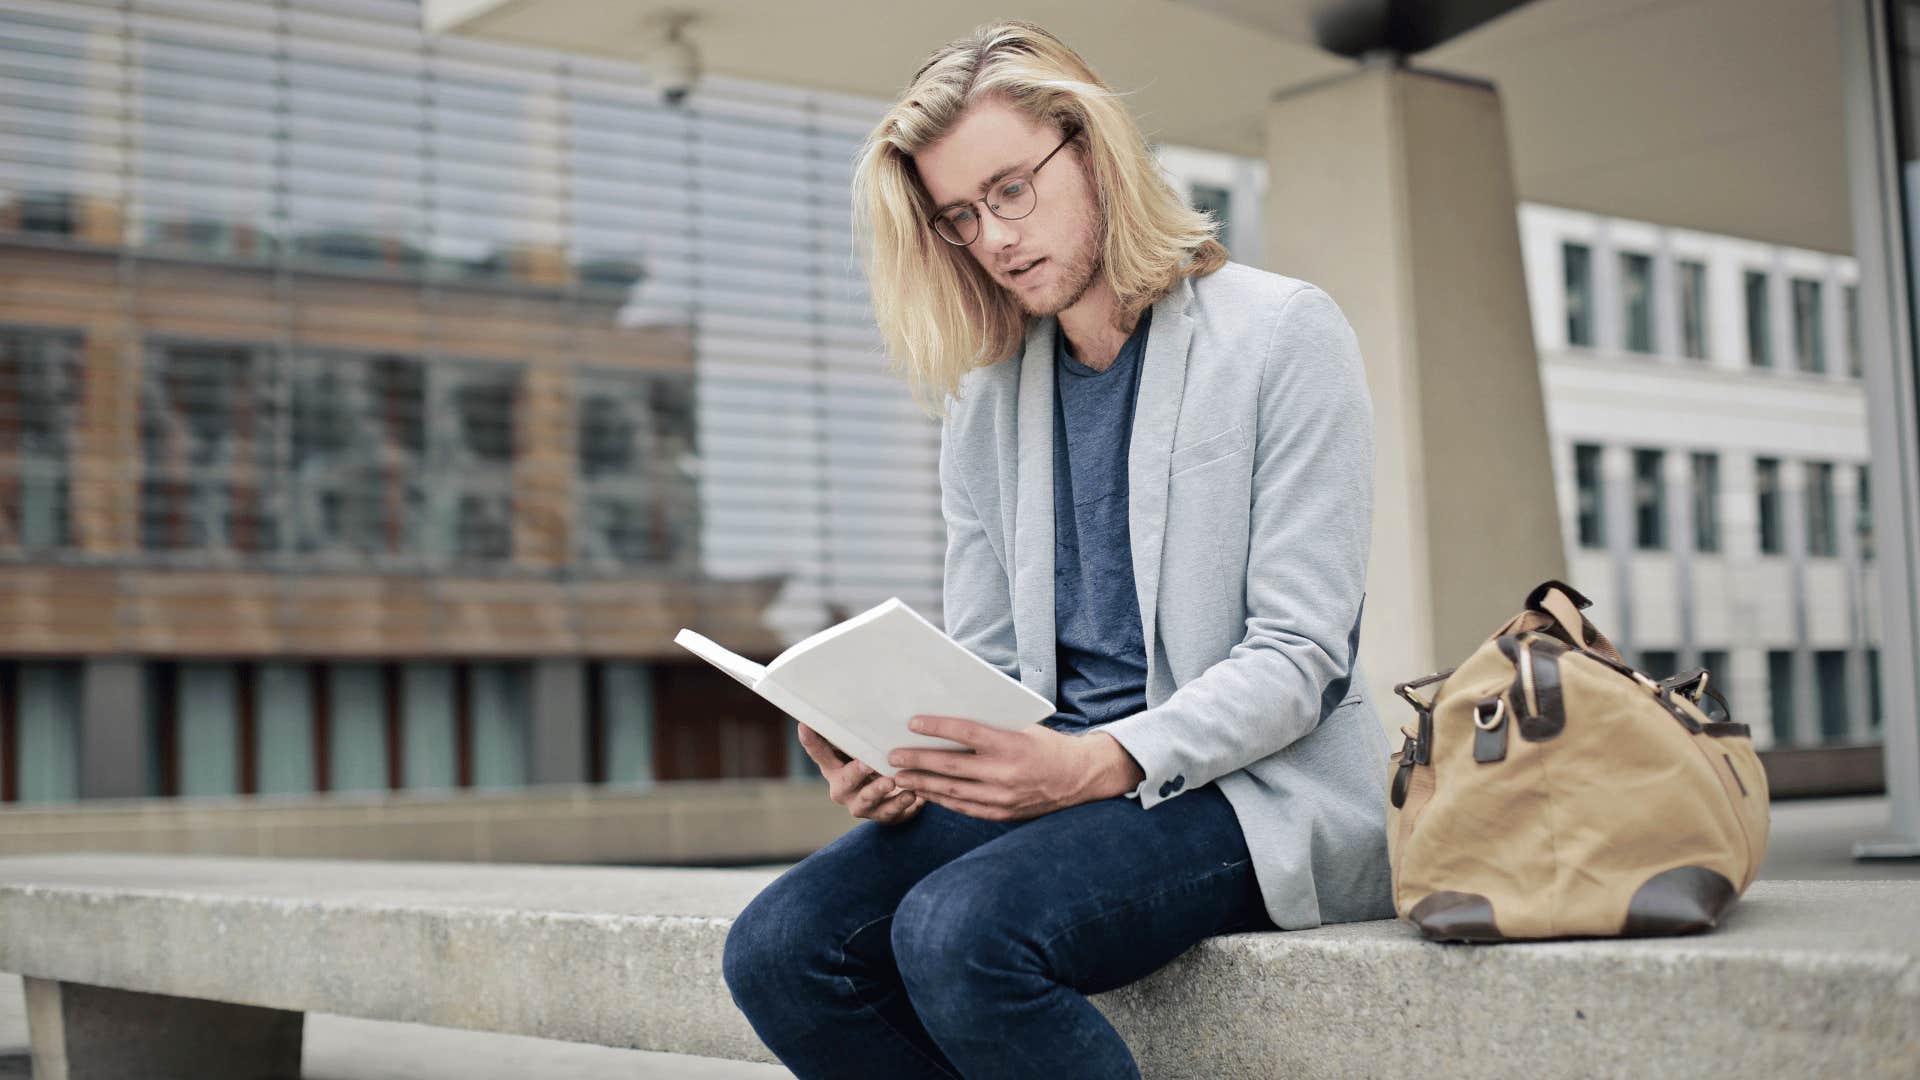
left=0, top=0, right=945, bottom=651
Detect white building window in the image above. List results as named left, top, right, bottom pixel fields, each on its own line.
left=1563, top=242, right=1594, bottom=347
left=1574, top=443, right=1605, bottom=548
left=1691, top=451, right=1720, bottom=553
left=1756, top=457, right=1784, bottom=554
left=1620, top=252, right=1654, bottom=354
left=1678, top=259, right=1708, bottom=360
left=1792, top=277, right=1826, bottom=373
left=1805, top=461, right=1837, bottom=557
left=1633, top=448, right=1666, bottom=550
left=1745, top=270, right=1772, bottom=367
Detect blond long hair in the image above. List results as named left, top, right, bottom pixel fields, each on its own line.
left=851, top=20, right=1228, bottom=420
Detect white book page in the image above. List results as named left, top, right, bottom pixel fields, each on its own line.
left=671, top=628, right=767, bottom=691
left=761, top=597, right=1054, bottom=775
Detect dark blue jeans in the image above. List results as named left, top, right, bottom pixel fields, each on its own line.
left=721, top=781, right=1274, bottom=1079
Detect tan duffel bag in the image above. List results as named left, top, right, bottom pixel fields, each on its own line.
left=1386, top=579, right=1770, bottom=942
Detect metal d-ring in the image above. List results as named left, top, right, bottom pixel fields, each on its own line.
left=1473, top=697, right=1507, bottom=731
left=1687, top=669, right=1711, bottom=702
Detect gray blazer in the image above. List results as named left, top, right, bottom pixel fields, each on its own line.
left=937, top=260, right=1395, bottom=929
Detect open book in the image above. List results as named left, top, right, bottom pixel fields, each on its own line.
left=673, top=597, right=1055, bottom=776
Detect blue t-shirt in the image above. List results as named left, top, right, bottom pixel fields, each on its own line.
left=1045, top=307, right=1153, bottom=731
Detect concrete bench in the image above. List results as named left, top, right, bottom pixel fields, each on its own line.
left=0, top=854, right=1914, bottom=1079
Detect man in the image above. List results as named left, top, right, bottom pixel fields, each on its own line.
left=723, top=19, right=1392, bottom=1079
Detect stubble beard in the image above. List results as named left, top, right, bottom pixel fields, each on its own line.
left=1017, top=214, right=1102, bottom=319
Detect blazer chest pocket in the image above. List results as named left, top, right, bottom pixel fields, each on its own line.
left=1168, top=423, right=1250, bottom=476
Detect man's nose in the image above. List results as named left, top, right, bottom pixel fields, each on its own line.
left=978, top=209, right=1019, bottom=251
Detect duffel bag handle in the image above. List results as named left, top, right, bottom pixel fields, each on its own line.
left=1524, top=579, right=1624, bottom=662
left=1659, top=668, right=1734, bottom=725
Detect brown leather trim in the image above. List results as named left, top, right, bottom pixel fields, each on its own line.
left=1656, top=685, right=1705, bottom=733
left=1523, top=634, right=1566, bottom=740
left=1473, top=696, right=1508, bottom=763
left=1409, top=891, right=1505, bottom=942
left=1525, top=579, right=1593, bottom=612
left=1621, top=866, right=1736, bottom=936
left=1722, top=752, right=1750, bottom=796
left=1492, top=634, right=1567, bottom=740
left=1701, top=721, right=1751, bottom=738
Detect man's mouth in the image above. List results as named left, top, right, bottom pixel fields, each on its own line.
left=1008, top=258, right=1045, bottom=279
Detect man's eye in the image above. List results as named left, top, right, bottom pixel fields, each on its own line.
left=947, top=207, right=976, bottom=224
left=998, top=180, right=1027, bottom=200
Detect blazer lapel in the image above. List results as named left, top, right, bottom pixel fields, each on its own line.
left=1128, top=276, right=1196, bottom=684
left=1007, top=275, right=1198, bottom=704
left=1012, top=315, right=1058, bottom=703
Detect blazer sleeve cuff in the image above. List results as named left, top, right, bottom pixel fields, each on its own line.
left=1100, top=713, right=1196, bottom=810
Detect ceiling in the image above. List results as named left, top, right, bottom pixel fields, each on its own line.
left=426, top=0, right=1855, bottom=255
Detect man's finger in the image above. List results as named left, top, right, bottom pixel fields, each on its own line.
left=877, top=792, right=924, bottom=824
left=887, top=746, right=989, bottom=779
left=847, top=771, right=900, bottom=816
left=894, top=770, right=1006, bottom=807
left=796, top=723, right=848, bottom=771
left=830, top=758, right=880, bottom=803
left=910, top=714, right=1010, bottom=753
left=915, top=789, right=1009, bottom=822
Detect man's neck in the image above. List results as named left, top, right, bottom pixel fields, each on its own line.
left=1055, top=280, right=1137, bottom=373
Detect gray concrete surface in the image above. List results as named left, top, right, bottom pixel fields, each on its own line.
left=1758, top=795, right=1920, bottom=880
left=0, top=973, right=786, bottom=1080
left=25, top=977, right=303, bottom=1080
left=0, top=796, right=1912, bottom=1078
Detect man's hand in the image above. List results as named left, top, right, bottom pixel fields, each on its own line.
left=796, top=723, right=925, bottom=826
left=886, top=714, right=1147, bottom=822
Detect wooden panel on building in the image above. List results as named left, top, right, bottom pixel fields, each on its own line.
left=650, top=660, right=790, bottom=781
left=0, top=567, right=120, bottom=654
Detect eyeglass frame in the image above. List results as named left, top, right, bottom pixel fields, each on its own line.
left=926, top=123, right=1081, bottom=247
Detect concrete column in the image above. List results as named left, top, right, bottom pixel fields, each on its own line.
left=27, top=977, right=302, bottom=1080
left=1840, top=0, right=1918, bottom=854
left=1264, top=64, right=1565, bottom=715
left=1719, top=456, right=1766, bottom=730
left=78, top=658, right=146, bottom=799
left=528, top=658, right=586, bottom=784
left=1602, top=444, right=1636, bottom=652
left=1653, top=232, right=1679, bottom=361
left=1769, top=255, right=1794, bottom=372
left=1593, top=221, right=1620, bottom=354
left=1669, top=447, right=1697, bottom=664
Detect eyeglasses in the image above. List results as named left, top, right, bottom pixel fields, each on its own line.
left=928, top=125, right=1079, bottom=247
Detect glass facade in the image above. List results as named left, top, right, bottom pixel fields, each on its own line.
left=1563, top=242, right=1593, bottom=347
left=1756, top=456, right=1784, bottom=554
left=0, top=0, right=948, bottom=798
left=1678, top=259, right=1708, bottom=360
left=1845, top=282, right=1862, bottom=377
left=6, top=663, right=82, bottom=803
left=1620, top=251, right=1654, bottom=353
left=1815, top=649, right=1849, bottom=743
left=1792, top=277, right=1826, bottom=373
left=1632, top=447, right=1665, bottom=550
left=1746, top=270, right=1773, bottom=367
left=1190, top=183, right=1232, bottom=246
left=1574, top=442, right=1604, bottom=547
left=1691, top=451, right=1720, bottom=553
left=1858, top=461, right=1875, bottom=561
left=1805, top=461, right=1837, bottom=557
left=1768, top=649, right=1796, bottom=745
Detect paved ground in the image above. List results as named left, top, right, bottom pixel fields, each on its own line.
left=0, top=795, right=1911, bottom=1079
